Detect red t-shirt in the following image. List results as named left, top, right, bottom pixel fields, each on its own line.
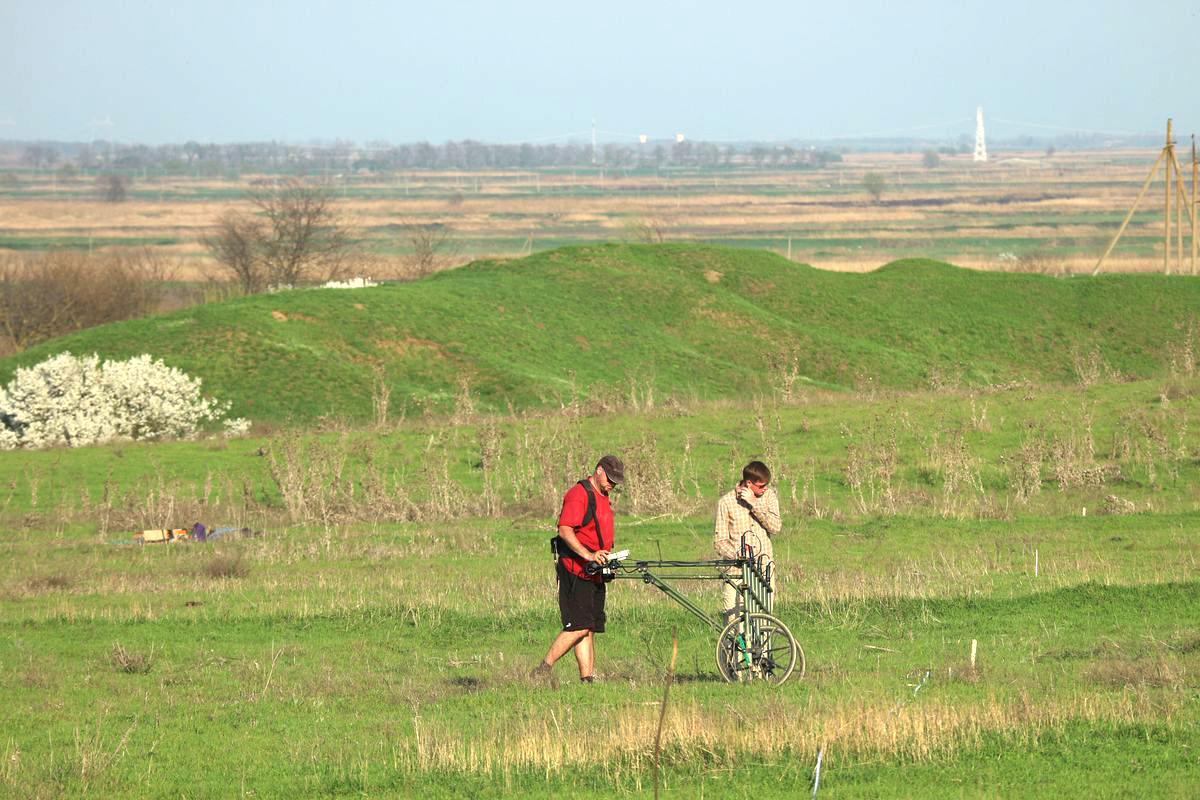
left=557, top=480, right=614, bottom=581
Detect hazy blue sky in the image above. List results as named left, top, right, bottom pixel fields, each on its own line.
left=2, top=0, right=1197, bottom=144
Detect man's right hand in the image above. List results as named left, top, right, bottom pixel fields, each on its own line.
left=591, top=549, right=610, bottom=564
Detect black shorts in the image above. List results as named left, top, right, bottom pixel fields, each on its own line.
left=556, top=560, right=606, bottom=633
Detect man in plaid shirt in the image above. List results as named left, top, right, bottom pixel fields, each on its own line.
left=713, top=460, right=781, bottom=614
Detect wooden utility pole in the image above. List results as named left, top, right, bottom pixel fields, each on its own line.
left=1165, top=119, right=1173, bottom=274
left=1093, top=119, right=1194, bottom=275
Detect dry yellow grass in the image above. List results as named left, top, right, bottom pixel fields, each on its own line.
left=398, top=689, right=1182, bottom=776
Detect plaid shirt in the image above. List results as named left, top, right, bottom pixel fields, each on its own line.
left=713, top=486, right=781, bottom=561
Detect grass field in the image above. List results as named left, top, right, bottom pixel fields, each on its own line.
left=1, top=373, right=1199, bottom=798
left=2, top=238, right=1199, bottom=797
left=1, top=148, right=1196, bottom=278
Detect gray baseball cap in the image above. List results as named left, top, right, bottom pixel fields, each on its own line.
left=597, top=454, right=625, bottom=484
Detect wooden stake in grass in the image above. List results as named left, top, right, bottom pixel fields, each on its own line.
left=970, top=639, right=978, bottom=670
left=1034, top=548, right=1039, bottom=578
left=652, top=632, right=678, bottom=800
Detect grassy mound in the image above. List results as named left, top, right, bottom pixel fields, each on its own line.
left=2, top=244, right=1197, bottom=423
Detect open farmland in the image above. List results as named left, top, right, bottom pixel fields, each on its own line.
left=0, top=147, right=1192, bottom=279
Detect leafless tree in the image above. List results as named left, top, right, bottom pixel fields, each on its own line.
left=204, top=179, right=356, bottom=293
left=95, top=174, right=129, bottom=202
left=206, top=211, right=267, bottom=293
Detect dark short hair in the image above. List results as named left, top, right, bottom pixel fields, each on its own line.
left=742, top=460, right=771, bottom=484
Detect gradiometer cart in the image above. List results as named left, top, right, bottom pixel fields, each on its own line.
left=595, top=536, right=804, bottom=685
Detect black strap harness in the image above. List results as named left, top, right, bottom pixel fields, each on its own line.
left=552, top=479, right=604, bottom=560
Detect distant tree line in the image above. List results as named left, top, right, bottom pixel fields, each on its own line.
left=9, top=139, right=843, bottom=176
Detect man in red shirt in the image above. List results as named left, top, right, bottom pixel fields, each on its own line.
left=531, top=454, right=624, bottom=684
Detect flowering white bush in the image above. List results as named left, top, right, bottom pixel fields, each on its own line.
left=0, top=352, right=250, bottom=449
left=321, top=277, right=377, bottom=289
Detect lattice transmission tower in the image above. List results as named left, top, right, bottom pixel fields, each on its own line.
left=974, top=107, right=987, bottom=162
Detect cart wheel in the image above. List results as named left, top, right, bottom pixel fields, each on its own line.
left=715, top=612, right=803, bottom=686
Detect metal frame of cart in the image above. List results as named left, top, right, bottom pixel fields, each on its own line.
left=608, top=538, right=804, bottom=685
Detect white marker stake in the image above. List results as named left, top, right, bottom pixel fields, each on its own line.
left=1034, top=548, right=1039, bottom=577
left=970, top=639, right=978, bottom=670
left=812, top=745, right=825, bottom=799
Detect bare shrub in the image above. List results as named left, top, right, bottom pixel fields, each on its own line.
left=623, top=216, right=666, bottom=243
left=201, top=554, right=249, bottom=580
left=1018, top=250, right=1065, bottom=275
left=404, top=222, right=459, bottom=277
left=0, top=249, right=176, bottom=351
left=1099, top=494, right=1136, bottom=515
left=110, top=642, right=154, bottom=674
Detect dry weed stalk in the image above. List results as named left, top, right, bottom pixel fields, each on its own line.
left=795, top=458, right=830, bottom=518
left=1110, top=406, right=1188, bottom=487
left=1047, top=408, right=1117, bottom=490
left=1165, top=318, right=1197, bottom=378
left=1069, top=344, right=1104, bottom=388
left=110, top=642, right=155, bottom=674
left=1007, top=425, right=1046, bottom=504
left=928, top=428, right=983, bottom=518
left=371, top=363, right=392, bottom=429
left=842, top=417, right=901, bottom=515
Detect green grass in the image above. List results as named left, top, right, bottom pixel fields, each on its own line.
left=2, top=509, right=1196, bottom=798
left=2, top=243, right=1199, bottom=424
left=2, top=376, right=1197, bottom=798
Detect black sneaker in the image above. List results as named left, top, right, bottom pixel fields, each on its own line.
left=529, top=662, right=557, bottom=687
